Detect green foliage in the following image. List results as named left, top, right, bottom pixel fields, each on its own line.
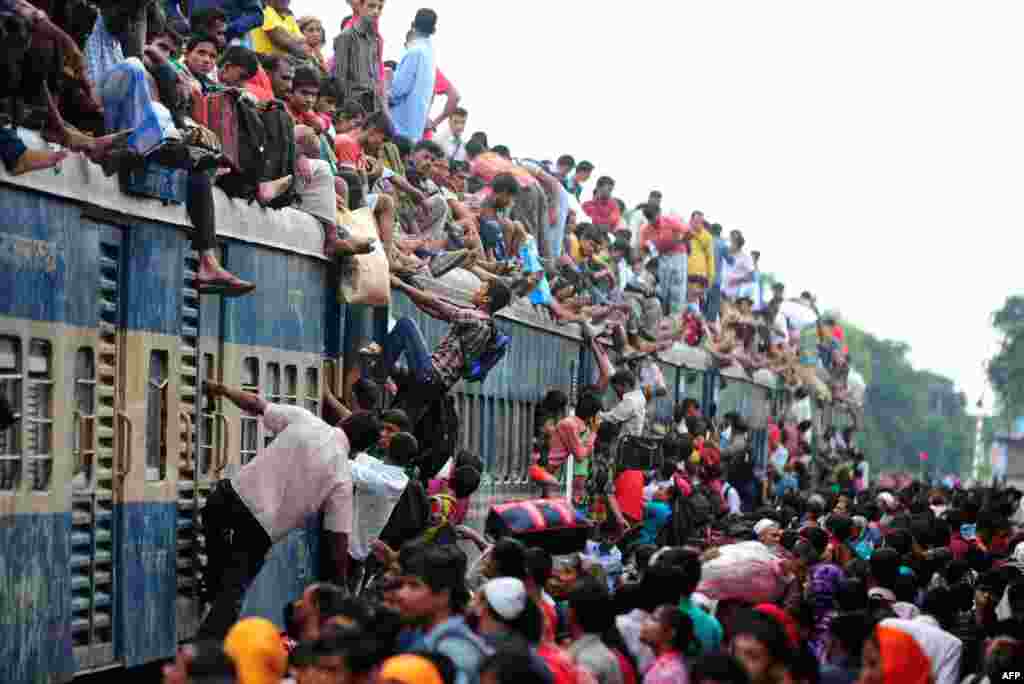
left=842, top=321, right=972, bottom=478
left=987, top=295, right=1024, bottom=419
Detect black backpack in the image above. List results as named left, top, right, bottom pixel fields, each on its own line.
left=217, top=99, right=296, bottom=208
left=378, top=479, right=430, bottom=551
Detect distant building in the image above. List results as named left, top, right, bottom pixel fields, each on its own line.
left=994, top=416, right=1024, bottom=489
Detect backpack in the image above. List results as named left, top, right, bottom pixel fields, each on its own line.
left=461, top=324, right=510, bottom=383
left=216, top=98, right=296, bottom=208
left=378, top=479, right=430, bottom=551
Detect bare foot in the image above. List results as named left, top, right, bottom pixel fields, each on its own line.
left=12, top=149, right=68, bottom=175
left=257, top=176, right=293, bottom=205
left=325, top=236, right=374, bottom=259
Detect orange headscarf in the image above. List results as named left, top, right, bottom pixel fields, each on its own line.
left=224, top=618, right=288, bottom=684
left=378, top=655, right=446, bottom=684
left=875, top=625, right=932, bottom=684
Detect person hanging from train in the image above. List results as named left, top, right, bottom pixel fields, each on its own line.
left=196, top=380, right=381, bottom=640
left=361, top=276, right=513, bottom=425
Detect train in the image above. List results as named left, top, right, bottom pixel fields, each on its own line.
left=0, top=139, right=854, bottom=683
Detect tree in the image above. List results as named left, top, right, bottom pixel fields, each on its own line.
left=987, top=295, right=1024, bottom=421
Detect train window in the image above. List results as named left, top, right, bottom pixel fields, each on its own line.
left=27, top=340, right=53, bottom=491
left=265, top=363, right=281, bottom=448
left=305, top=367, right=319, bottom=415
left=72, top=348, right=96, bottom=489
left=240, top=357, right=260, bottom=465
left=0, top=336, right=22, bottom=491
left=145, top=351, right=169, bottom=481
left=284, top=365, right=298, bottom=405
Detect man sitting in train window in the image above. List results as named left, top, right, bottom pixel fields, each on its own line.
left=599, top=369, right=647, bottom=439
left=363, top=277, right=513, bottom=425
left=196, top=381, right=381, bottom=640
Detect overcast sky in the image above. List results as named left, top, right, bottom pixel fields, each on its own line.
left=300, top=0, right=1021, bottom=410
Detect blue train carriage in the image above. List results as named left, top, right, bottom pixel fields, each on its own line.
left=0, top=146, right=340, bottom=681
left=387, top=271, right=583, bottom=525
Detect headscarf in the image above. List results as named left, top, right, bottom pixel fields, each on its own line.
left=224, top=618, right=288, bottom=684
left=874, top=625, right=932, bottom=684
left=378, top=655, right=446, bottom=684
left=808, top=563, right=846, bottom=660
left=754, top=603, right=799, bottom=648
left=421, top=493, right=457, bottom=544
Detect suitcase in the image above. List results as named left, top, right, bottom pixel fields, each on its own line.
left=615, top=435, right=663, bottom=471
left=485, top=498, right=591, bottom=555
left=119, top=161, right=188, bottom=205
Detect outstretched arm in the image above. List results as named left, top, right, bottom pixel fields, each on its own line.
left=206, top=381, right=268, bottom=416
left=391, top=276, right=456, bottom=322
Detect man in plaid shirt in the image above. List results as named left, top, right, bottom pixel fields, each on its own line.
left=371, top=276, right=513, bottom=421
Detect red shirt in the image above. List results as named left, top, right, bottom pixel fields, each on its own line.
left=614, top=470, right=645, bottom=523
left=244, top=66, right=275, bottom=103
left=639, top=215, right=690, bottom=256
left=422, top=68, right=454, bottom=140
left=582, top=198, right=622, bottom=228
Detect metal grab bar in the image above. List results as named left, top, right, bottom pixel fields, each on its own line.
left=179, top=410, right=193, bottom=469
left=117, top=412, right=133, bottom=479
left=216, top=414, right=229, bottom=474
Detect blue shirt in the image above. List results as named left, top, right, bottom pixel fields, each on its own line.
left=389, top=36, right=436, bottom=142
left=679, top=597, right=724, bottom=656
left=410, top=616, right=491, bottom=684
left=519, top=238, right=552, bottom=306
left=712, top=237, right=728, bottom=286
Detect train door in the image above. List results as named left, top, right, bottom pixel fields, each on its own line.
left=65, top=221, right=126, bottom=671
left=175, top=250, right=229, bottom=641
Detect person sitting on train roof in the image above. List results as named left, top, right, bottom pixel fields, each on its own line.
left=86, top=30, right=257, bottom=297
left=196, top=380, right=381, bottom=640
left=365, top=276, right=513, bottom=425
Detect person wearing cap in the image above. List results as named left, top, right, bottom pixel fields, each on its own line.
left=378, top=654, right=450, bottom=684
left=224, top=618, right=289, bottom=684
left=197, top=382, right=380, bottom=640
left=879, top=617, right=963, bottom=684
left=389, top=9, right=438, bottom=142
left=755, top=519, right=784, bottom=548
left=474, top=578, right=554, bottom=683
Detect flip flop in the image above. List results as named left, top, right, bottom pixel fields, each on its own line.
left=196, top=276, right=255, bottom=298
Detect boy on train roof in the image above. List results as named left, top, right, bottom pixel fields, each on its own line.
left=364, top=277, right=512, bottom=426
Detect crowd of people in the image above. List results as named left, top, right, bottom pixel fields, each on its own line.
left=5, top=3, right=1017, bottom=684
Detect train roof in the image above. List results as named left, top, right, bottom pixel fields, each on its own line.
left=2, top=131, right=783, bottom=389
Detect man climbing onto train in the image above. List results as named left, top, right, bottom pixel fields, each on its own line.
left=196, top=381, right=382, bottom=640
left=364, top=277, right=513, bottom=425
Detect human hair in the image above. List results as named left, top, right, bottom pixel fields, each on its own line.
left=389, top=432, right=419, bottom=467
left=192, top=7, right=227, bottom=29
left=379, top=409, right=412, bottom=433
left=568, top=575, right=612, bottom=634
left=575, top=392, right=603, bottom=422
left=352, top=378, right=380, bottom=411
left=730, top=229, right=746, bottom=248
left=451, top=107, right=468, bottom=119
left=525, top=547, right=553, bottom=589
left=869, top=548, right=901, bottom=590
left=340, top=412, right=381, bottom=453
left=337, top=99, right=367, bottom=120
left=689, top=654, right=750, bottom=684
left=658, top=605, right=695, bottom=654
left=491, top=145, right=511, bottom=159
left=557, top=154, right=575, bottom=168
left=414, top=139, right=445, bottom=160
left=186, top=32, right=219, bottom=54
left=310, top=583, right=349, bottom=621
left=464, top=141, right=486, bottom=159
left=640, top=563, right=687, bottom=608
left=596, top=175, right=614, bottom=189
left=481, top=649, right=549, bottom=684
left=491, top=538, right=528, bottom=580
left=611, top=369, right=635, bottom=392
left=731, top=610, right=793, bottom=667
left=451, top=466, right=481, bottom=499
left=491, top=173, right=521, bottom=196
left=540, top=389, right=569, bottom=418
left=221, top=46, right=259, bottom=79
left=297, top=15, right=326, bottom=44
left=188, top=642, right=238, bottom=684
left=412, top=8, right=438, bottom=36
left=401, top=545, right=469, bottom=612
left=486, top=279, right=513, bottom=314
left=149, top=28, right=184, bottom=50
left=364, top=111, right=392, bottom=135
left=576, top=160, right=594, bottom=173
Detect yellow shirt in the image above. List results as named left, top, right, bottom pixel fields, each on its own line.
left=250, top=6, right=301, bottom=56
left=567, top=233, right=583, bottom=262
left=688, top=226, right=715, bottom=284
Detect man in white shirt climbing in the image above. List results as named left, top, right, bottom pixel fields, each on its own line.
left=197, top=380, right=381, bottom=640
